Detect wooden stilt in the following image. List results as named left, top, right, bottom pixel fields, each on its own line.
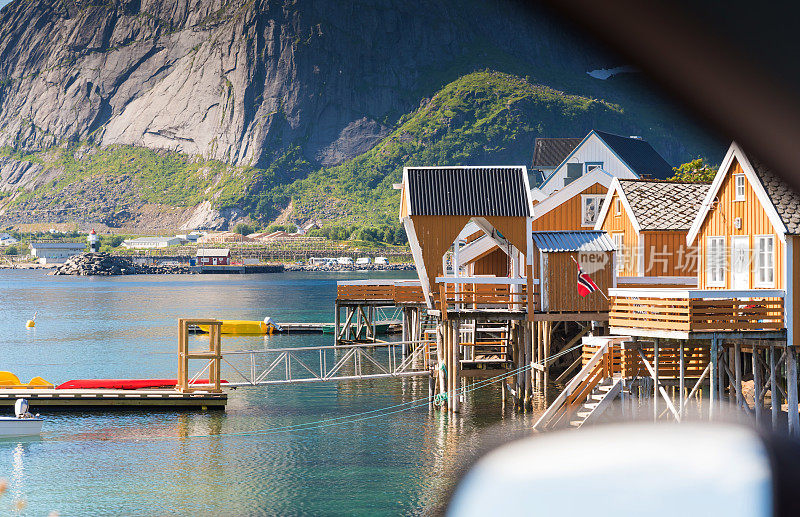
left=679, top=341, right=685, bottom=417
left=787, top=345, right=799, bottom=435
left=771, top=345, right=779, bottom=429
left=710, top=335, right=718, bottom=420
left=436, top=324, right=446, bottom=410
left=734, top=343, right=743, bottom=409
left=653, top=339, right=659, bottom=422
left=452, top=321, right=460, bottom=413
left=334, top=302, right=341, bottom=346
left=753, top=347, right=763, bottom=425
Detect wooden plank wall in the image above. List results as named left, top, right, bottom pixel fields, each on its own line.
left=792, top=235, right=800, bottom=346
left=697, top=158, right=784, bottom=289
left=473, top=248, right=509, bottom=276
left=409, top=215, right=471, bottom=291
left=544, top=251, right=612, bottom=312
left=642, top=231, right=697, bottom=277
left=600, top=192, right=639, bottom=276
left=531, top=183, right=607, bottom=231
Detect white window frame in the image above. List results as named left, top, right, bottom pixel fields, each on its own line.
left=615, top=198, right=621, bottom=216
left=585, top=161, right=603, bottom=173
left=613, top=233, right=625, bottom=274
left=706, top=236, right=726, bottom=287
left=734, top=174, right=746, bottom=201
left=580, top=194, right=605, bottom=227
left=753, top=234, right=776, bottom=288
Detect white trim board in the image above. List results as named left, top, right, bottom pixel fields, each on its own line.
left=532, top=168, right=614, bottom=221
left=686, top=142, right=788, bottom=246
left=593, top=177, right=642, bottom=233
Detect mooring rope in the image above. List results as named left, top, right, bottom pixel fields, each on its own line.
left=52, top=342, right=585, bottom=442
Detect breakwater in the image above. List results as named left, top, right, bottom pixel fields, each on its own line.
left=51, top=253, right=190, bottom=276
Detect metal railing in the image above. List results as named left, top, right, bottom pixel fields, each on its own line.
left=215, top=341, right=432, bottom=387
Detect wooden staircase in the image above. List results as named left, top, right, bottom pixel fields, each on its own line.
left=569, top=377, right=623, bottom=428
left=533, top=336, right=629, bottom=431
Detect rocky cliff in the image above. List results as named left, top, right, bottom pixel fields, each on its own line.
left=0, top=0, right=719, bottom=230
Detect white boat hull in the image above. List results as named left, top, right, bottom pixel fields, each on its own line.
left=0, top=417, right=42, bottom=437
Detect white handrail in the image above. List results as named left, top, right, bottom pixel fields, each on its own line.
left=338, top=279, right=421, bottom=286
left=435, top=276, right=539, bottom=285
left=608, top=288, right=785, bottom=299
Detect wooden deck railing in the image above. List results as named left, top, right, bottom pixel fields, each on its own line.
left=434, top=277, right=539, bottom=314
left=336, top=280, right=425, bottom=304
left=609, top=288, right=785, bottom=334
left=582, top=343, right=709, bottom=378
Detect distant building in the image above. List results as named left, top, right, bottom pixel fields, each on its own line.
left=298, top=221, right=319, bottom=235
left=197, top=232, right=252, bottom=244
left=122, top=237, right=182, bottom=249
left=29, top=242, right=85, bottom=264
left=196, top=248, right=230, bottom=266
left=176, top=232, right=202, bottom=244
left=532, top=130, right=674, bottom=198
left=0, top=233, right=18, bottom=246
left=531, top=137, right=582, bottom=184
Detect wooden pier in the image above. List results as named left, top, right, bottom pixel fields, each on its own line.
left=0, top=389, right=227, bottom=410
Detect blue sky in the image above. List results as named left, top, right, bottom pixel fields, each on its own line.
left=0, top=0, right=12, bottom=11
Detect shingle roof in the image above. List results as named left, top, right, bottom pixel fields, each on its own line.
left=750, top=158, right=800, bottom=234
left=532, top=138, right=582, bottom=168
left=618, top=179, right=710, bottom=231
left=595, top=131, right=674, bottom=179
left=405, top=167, right=531, bottom=217
left=531, top=231, right=615, bottom=252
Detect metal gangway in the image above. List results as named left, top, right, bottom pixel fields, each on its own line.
left=190, top=341, right=433, bottom=387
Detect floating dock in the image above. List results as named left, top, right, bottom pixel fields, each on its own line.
left=0, top=389, right=227, bottom=410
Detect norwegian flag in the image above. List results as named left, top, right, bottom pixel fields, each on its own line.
left=576, top=262, right=599, bottom=297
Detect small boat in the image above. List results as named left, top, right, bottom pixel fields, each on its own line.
left=0, top=400, right=42, bottom=437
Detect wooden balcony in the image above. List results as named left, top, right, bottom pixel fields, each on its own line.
left=435, top=277, right=538, bottom=319
left=609, top=288, right=786, bottom=339
left=336, top=280, right=425, bottom=305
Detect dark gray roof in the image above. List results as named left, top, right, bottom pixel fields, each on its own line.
left=406, top=167, right=531, bottom=217
left=750, top=158, right=800, bottom=234
left=532, top=138, right=582, bottom=168
left=618, top=179, right=710, bottom=231
left=595, top=131, right=674, bottom=179
left=531, top=231, right=615, bottom=252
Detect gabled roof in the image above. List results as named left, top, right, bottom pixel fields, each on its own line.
left=538, top=130, right=673, bottom=191
left=687, top=142, right=794, bottom=244
left=532, top=138, right=582, bottom=168
left=750, top=158, right=800, bottom=235
left=531, top=231, right=615, bottom=252
left=594, top=131, right=674, bottom=179
left=403, top=166, right=533, bottom=217
left=613, top=179, right=710, bottom=231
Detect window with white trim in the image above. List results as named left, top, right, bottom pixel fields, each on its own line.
left=706, top=236, right=726, bottom=287
left=585, top=162, right=603, bottom=173
left=613, top=233, right=625, bottom=274
left=581, top=195, right=605, bottom=226
left=754, top=235, right=775, bottom=287
left=734, top=174, right=746, bottom=201
left=615, top=198, right=621, bottom=216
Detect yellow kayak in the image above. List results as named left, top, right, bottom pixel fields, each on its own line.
left=0, top=371, right=53, bottom=389
left=198, top=319, right=280, bottom=335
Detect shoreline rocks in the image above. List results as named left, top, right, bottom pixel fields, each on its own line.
left=51, top=253, right=190, bottom=276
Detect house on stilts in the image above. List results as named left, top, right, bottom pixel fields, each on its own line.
left=538, top=142, right=800, bottom=433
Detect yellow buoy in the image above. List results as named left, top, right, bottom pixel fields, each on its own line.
left=25, top=320, right=35, bottom=328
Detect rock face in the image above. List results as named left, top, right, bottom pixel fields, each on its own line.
left=51, top=252, right=189, bottom=275
left=0, top=0, right=601, bottom=168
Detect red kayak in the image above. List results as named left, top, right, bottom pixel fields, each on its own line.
left=56, top=379, right=228, bottom=390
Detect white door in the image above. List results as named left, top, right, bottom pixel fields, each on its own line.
left=731, top=236, right=750, bottom=289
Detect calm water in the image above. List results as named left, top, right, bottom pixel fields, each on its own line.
left=0, top=270, right=538, bottom=516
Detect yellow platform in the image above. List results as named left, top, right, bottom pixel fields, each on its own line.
left=198, top=320, right=276, bottom=335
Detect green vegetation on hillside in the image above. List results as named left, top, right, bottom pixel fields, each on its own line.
left=282, top=71, right=627, bottom=226
left=668, top=157, right=718, bottom=183
left=1, top=144, right=257, bottom=208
